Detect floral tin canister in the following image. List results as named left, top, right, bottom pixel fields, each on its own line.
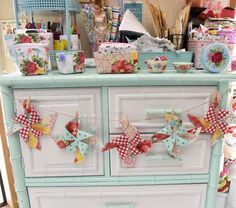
left=201, top=42, right=231, bottom=73
left=14, top=45, right=49, bottom=76
left=56, top=51, right=85, bottom=74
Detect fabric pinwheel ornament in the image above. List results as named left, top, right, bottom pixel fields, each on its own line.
left=152, top=113, right=201, bottom=158
left=102, top=119, right=152, bottom=166
left=10, top=100, right=57, bottom=150
left=188, top=99, right=230, bottom=144
left=55, top=119, right=97, bottom=164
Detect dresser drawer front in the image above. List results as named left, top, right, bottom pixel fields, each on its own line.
left=28, top=185, right=207, bottom=208
left=14, top=88, right=103, bottom=177
left=110, top=134, right=211, bottom=176
left=109, top=86, right=216, bottom=134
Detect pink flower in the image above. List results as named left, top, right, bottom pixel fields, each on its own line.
left=208, top=52, right=214, bottom=60
left=211, top=52, right=223, bottom=64
left=74, top=64, right=85, bottom=72
left=21, top=35, right=32, bottom=43
left=159, top=56, right=168, bottom=61
left=179, top=65, right=189, bottom=70
left=112, top=59, right=134, bottom=73
left=26, top=61, right=37, bottom=74
left=231, top=60, right=236, bottom=71
left=27, top=48, right=33, bottom=54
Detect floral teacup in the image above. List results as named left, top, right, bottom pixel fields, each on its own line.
left=145, top=56, right=168, bottom=73
left=173, top=62, right=193, bottom=73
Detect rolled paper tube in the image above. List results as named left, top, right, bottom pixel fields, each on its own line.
left=111, top=25, right=118, bottom=33
left=110, top=7, right=120, bottom=41
left=112, top=7, right=120, bottom=19
left=110, top=33, right=117, bottom=41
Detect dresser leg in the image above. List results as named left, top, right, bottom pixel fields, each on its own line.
left=0, top=86, right=30, bottom=208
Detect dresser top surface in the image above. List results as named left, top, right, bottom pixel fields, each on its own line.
left=0, top=69, right=236, bottom=88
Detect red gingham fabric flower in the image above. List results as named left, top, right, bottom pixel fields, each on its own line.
left=102, top=132, right=143, bottom=165
left=14, top=108, right=43, bottom=142
left=205, top=103, right=229, bottom=135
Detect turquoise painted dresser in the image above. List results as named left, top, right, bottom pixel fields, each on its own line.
left=0, top=70, right=235, bottom=208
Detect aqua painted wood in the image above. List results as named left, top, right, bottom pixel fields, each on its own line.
left=205, top=81, right=231, bottom=208
left=0, top=86, right=30, bottom=208
left=101, top=87, right=110, bottom=177
left=0, top=70, right=236, bottom=88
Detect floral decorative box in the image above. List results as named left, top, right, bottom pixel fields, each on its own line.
left=56, top=51, right=85, bottom=74
left=14, top=45, right=49, bottom=76
left=4, top=32, right=53, bottom=52
left=94, top=52, right=139, bottom=74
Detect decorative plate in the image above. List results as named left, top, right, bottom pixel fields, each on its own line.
left=201, top=42, right=231, bottom=73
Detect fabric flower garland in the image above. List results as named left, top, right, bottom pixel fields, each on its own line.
left=10, top=100, right=57, bottom=150
left=102, top=119, right=152, bottom=166
left=188, top=99, right=230, bottom=144
left=7, top=94, right=233, bottom=164
left=55, top=118, right=97, bottom=164
left=152, top=113, right=201, bottom=158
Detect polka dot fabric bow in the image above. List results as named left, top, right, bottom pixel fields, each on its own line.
left=12, top=101, right=56, bottom=150
left=14, top=100, right=56, bottom=150
left=188, top=99, right=230, bottom=144
left=152, top=113, right=201, bottom=158
left=55, top=119, right=97, bottom=164
left=102, top=119, right=152, bottom=166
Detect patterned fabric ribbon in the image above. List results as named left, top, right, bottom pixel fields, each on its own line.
left=205, top=103, right=229, bottom=136
left=64, top=129, right=91, bottom=164
left=14, top=108, right=43, bottom=149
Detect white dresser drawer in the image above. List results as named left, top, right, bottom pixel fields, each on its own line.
left=110, top=134, right=211, bottom=176
left=28, top=184, right=207, bottom=208
left=109, top=86, right=216, bottom=134
left=14, top=88, right=103, bottom=177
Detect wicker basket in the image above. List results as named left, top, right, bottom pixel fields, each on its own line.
left=16, top=0, right=80, bottom=12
